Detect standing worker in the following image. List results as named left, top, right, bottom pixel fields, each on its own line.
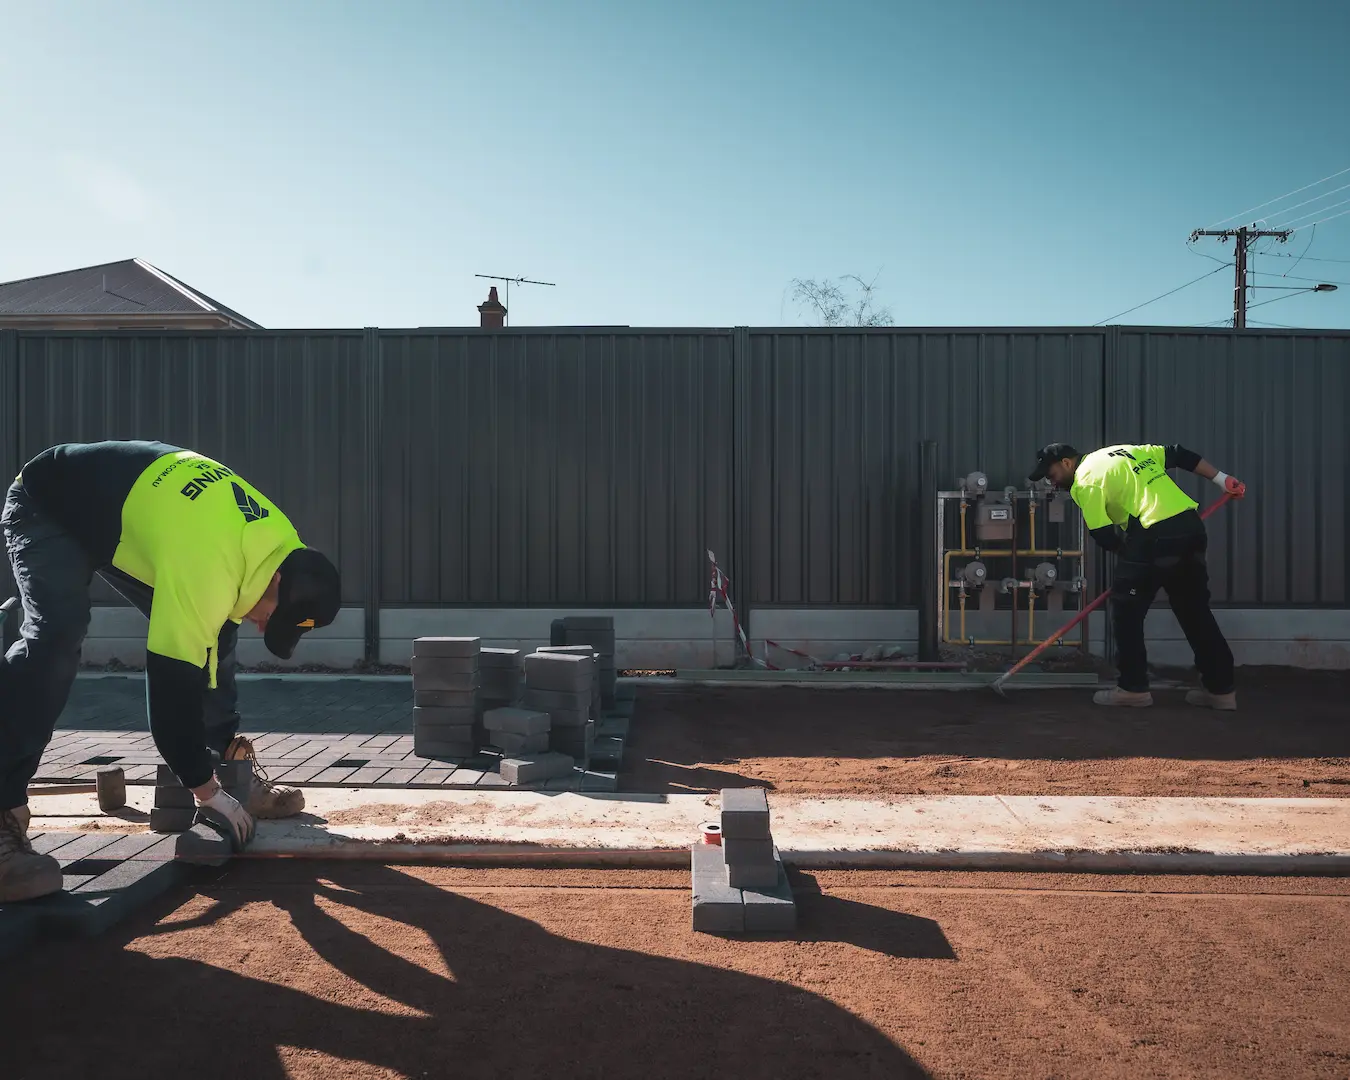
left=0, top=441, right=341, bottom=902
left=1027, top=441, right=1246, bottom=710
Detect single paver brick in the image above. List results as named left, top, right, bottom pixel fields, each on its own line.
left=540, top=707, right=592, bottom=729
left=153, top=785, right=196, bottom=809
left=499, top=752, right=575, bottom=785
left=522, top=687, right=590, bottom=711
left=723, top=837, right=775, bottom=865
left=482, top=707, right=551, bottom=736
left=727, top=843, right=782, bottom=890
left=742, top=858, right=796, bottom=934
left=413, top=690, right=479, bottom=708
left=490, top=730, right=550, bottom=755
left=720, top=787, right=771, bottom=839
left=414, top=705, right=478, bottom=726
left=149, top=807, right=197, bottom=834
left=523, top=652, right=594, bottom=691
left=561, top=615, right=614, bottom=631
left=412, top=636, right=481, bottom=658
left=410, top=661, right=482, bottom=692
left=691, top=842, right=745, bottom=934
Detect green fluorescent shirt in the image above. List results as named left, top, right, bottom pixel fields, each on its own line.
left=110, top=451, right=305, bottom=687
left=1070, top=443, right=1198, bottom=531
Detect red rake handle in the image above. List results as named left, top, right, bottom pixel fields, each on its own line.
left=992, top=493, right=1234, bottom=688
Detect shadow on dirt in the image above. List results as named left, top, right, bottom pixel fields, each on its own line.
left=2, top=861, right=935, bottom=1079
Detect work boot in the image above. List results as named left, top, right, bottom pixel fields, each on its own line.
left=223, top=736, right=306, bottom=820
left=0, top=806, right=64, bottom=902
left=1092, top=687, right=1154, bottom=707
left=1185, top=688, right=1237, bottom=711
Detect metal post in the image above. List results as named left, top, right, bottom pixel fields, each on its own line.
left=362, top=327, right=382, bottom=665
left=918, top=440, right=940, bottom=662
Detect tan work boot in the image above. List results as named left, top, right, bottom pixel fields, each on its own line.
left=1093, top=687, right=1154, bottom=707
left=1186, top=689, right=1237, bottom=711
left=0, top=805, right=64, bottom=902
left=223, top=736, right=306, bottom=820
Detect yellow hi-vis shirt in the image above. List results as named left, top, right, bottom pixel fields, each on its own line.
left=1070, top=443, right=1198, bottom=532
left=111, top=451, right=305, bottom=688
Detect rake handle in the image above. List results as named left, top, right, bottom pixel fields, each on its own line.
left=993, top=493, right=1234, bottom=688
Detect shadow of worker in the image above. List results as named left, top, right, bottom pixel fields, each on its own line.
left=2, top=861, right=935, bottom=1080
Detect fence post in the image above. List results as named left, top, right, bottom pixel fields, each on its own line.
left=362, top=327, right=382, bottom=665
left=731, top=325, right=753, bottom=662
left=0, top=330, right=16, bottom=652
left=918, top=439, right=940, bottom=661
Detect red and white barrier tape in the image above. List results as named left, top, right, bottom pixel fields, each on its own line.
left=763, top=639, right=823, bottom=667
left=706, top=550, right=771, bottom=668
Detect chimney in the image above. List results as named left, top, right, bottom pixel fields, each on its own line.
left=477, top=286, right=507, bottom=329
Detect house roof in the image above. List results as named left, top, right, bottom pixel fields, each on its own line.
left=0, top=258, right=262, bottom=328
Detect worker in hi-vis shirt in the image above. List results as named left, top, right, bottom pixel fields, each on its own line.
left=0, top=441, right=340, bottom=903
left=1028, top=441, right=1247, bottom=710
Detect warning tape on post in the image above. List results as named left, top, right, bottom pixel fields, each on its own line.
left=706, top=550, right=774, bottom=669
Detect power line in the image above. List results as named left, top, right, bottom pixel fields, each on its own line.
left=1205, top=164, right=1350, bottom=229
left=1248, top=320, right=1305, bottom=328
left=1245, top=290, right=1328, bottom=314
left=1276, top=195, right=1350, bottom=230
left=1260, top=253, right=1350, bottom=264
left=1297, top=204, right=1350, bottom=230
left=1092, top=264, right=1228, bottom=326
left=1261, top=180, right=1350, bottom=224
left=1251, top=270, right=1350, bottom=287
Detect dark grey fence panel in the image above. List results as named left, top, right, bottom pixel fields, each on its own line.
left=377, top=329, right=734, bottom=606
left=743, top=330, right=1105, bottom=606
left=13, top=332, right=369, bottom=605
left=1108, top=329, right=1350, bottom=605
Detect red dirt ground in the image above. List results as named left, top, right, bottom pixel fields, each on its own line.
left=5, top=863, right=1348, bottom=1079
left=621, top=668, right=1350, bottom=797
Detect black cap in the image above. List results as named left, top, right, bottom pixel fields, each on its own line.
left=1028, top=442, right=1079, bottom=483
left=264, top=548, right=342, bottom=660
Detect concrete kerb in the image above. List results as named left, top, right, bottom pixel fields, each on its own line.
left=30, top=791, right=1350, bottom=875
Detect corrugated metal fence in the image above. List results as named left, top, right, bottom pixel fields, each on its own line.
left=2, top=325, right=1345, bottom=637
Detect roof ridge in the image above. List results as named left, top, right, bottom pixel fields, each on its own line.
left=0, top=257, right=140, bottom=289
left=133, top=258, right=215, bottom=313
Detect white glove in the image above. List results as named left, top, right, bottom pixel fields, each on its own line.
left=197, top=786, right=256, bottom=851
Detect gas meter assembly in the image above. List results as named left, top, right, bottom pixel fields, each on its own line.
left=938, top=470, right=1088, bottom=650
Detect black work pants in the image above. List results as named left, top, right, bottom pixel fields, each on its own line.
left=0, top=481, right=242, bottom=810
left=1109, top=509, right=1235, bottom=695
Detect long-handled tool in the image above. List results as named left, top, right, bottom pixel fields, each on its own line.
left=990, top=493, right=1234, bottom=697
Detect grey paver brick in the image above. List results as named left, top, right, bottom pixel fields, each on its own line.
left=412, top=636, right=481, bottom=658
left=742, top=860, right=796, bottom=934
left=720, top=787, right=771, bottom=839
left=691, top=842, right=744, bottom=934
left=500, top=753, right=575, bottom=785
left=482, top=707, right=550, bottom=736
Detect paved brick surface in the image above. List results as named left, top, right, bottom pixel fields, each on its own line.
left=36, top=676, right=635, bottom=792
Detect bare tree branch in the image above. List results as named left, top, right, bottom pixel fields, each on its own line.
left=789, top=272, right=894, bottom=327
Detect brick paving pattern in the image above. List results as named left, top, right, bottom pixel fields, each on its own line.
left=33, top=677, right=632, bottom=792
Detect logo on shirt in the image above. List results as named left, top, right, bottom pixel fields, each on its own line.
left=232, top=482, right=270, bottom=522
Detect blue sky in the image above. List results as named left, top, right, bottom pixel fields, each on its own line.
left=2, top=0, right=1348, bottom=330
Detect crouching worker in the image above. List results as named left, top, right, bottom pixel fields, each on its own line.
left=1028, top=441, right=1246, bottom=710
left=0, top=441, right=340, bottom=901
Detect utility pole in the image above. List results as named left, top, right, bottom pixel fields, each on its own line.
left=473, top=274, right=556, bottom=327
left=1189, top=226, right=1291, bottom=329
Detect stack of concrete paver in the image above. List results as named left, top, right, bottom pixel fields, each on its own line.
left=411, top=636, right=481, bottom=759
left=691, top=787, right=796, bottom=935
left=498, top=650, right=593, bottom=784
left=524, top=648, right=597, bottom=768
left=149, top=755, right=252, bottom=834
left=477, top=647, right=523, bottom=747
left=552, top=615, right=617, bottom=709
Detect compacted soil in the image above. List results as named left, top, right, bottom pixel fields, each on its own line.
left=5, top=863, right=1349, bottom=1079
left=621, top=668, right=1350, bottom=797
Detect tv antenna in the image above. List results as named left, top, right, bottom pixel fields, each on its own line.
left=474, top=273, right=556, bottom=326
